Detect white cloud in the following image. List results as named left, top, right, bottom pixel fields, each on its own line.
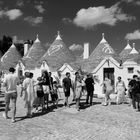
left=0, top=10, right=4, bottom=18
left=24, top=16, right=43, bottom=26
left=13, top=35, right=24, bottom=43
left=5, top=9, right=23, bottom=20
left=69, top=44, right=84, bottom=57
left=122, top=0, right=140, bottom=5
left=0, top=9, right=23, bottom=20
left=62, top=18, right=72, bottom=24
left=73, top=3, right=135, bottom=29
left=69, top=44, right=83, bottom=51
left=125, top=30, right=140, bottom=40
left=35, top=5, right=45, bottom=13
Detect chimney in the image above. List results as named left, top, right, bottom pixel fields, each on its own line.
left=83, top=43, right=89, bottom=59
left=24, top=42, right=29, bottom=56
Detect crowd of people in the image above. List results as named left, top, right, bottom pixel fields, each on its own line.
left=0, top=67, right=140, bottom=123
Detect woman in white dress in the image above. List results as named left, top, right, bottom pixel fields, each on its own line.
left=74, top=74, right=83, bottom=111
left=116, top=76, right=126, bottom=105
left=101, top=77, right=113, bottom=106
left=21, top=72, right=36, bottom=117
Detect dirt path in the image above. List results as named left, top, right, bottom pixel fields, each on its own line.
left=0, top=92, right=140, bottom=140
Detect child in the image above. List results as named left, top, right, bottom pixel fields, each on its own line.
left=51, top=81, right=59, bottom=108
left=35, top=77, right=45, bottom=112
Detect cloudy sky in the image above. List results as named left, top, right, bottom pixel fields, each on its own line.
left=0, top=0, right=140, bottom=53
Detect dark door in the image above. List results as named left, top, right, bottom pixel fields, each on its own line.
left=103, top=68, right=115, bottom=86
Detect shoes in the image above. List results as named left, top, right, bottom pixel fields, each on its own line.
left=77, top=108, right=80, bottom=111
left=55, top=105, right=58, bottom=109
left=90, top=103, right=93, bottom=106
left=47, top=107, right=51, bottom=110
left=2, top=113, right=9, bottom=119
left=26, top=114, right=32, bottom=118
left=11, top=119, right=16, bottom=123
left=102, top=103, right=108, bottom=106
left=108, top=102, right=111, bottom=106
left=67, top=104, right=70, bottom=108
left=64, top=102, right=67, bottom=107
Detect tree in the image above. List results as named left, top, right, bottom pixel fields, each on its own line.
left=15, top=43, right=24, bottom=56
left=0, top=35, right=12, bottom=54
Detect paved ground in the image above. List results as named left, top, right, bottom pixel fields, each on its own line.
left=0, top=90, right=140, bottom=140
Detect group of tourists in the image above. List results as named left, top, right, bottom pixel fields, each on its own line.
left=101, top=75, right=140, bottom=112
left=0, top=67, right=140, bottom=123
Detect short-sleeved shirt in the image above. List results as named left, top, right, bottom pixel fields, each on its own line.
left=129, top=80, right=140, bottom=93
left=42, top=76, right=50, bottom=86
left=62, top=77, right=72, bottom=90
left=85, top=77, right=94, bottom=91
left=3, top=73, right=19, bottom=93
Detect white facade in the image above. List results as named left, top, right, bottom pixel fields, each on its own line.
left=91, top=57, right=122, bottom=97
left=122, top=60, right=140, bottom=86
left=88, top=56, right=140, bottom=97
left=58, top=63, right=76, bottom=81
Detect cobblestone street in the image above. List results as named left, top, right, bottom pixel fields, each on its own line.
left=0, top=91, right=140, bottom=140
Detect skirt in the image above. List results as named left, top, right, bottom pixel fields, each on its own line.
left=43, top=85, right=50, bottom=94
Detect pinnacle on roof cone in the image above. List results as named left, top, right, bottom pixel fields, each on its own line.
left=11, top=43, right=15, bottom=48
left=130, top=43, right=139, bottom=54
left=124, top=40, right=132, bottom=50
left=100, top=33, right=107, bottom=44
left=56, top=31, right=62, bottom=40
left=34, top=34, right=40, bottom=43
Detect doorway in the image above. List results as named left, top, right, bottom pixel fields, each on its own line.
left=103, top=68, right=115, bottom=86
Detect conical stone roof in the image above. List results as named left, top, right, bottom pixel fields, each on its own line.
left=129, top=43, right=139, bottom=54
left=119, top=40, right=132, bottom=62
left=40, top=31, right=75, bottom=70
left=84, top=33, right=116, bottom=72
left=0, top=44, right=22, bottom=71
left=128, top=43, right=139, bottom=60
left=89, top=33, right=115, bottom=60
left=23, top=35, right=46, bottom=70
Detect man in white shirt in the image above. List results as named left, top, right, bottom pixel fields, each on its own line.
left=3, top=67, right=19, bottom=123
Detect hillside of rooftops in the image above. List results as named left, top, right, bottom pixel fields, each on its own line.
left=0, top=32, right=140, bottom=62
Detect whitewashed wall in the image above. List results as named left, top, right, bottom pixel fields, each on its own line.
left=122, top=62, right=140, bottom=87
left=92, top=59, right=122, bottom=97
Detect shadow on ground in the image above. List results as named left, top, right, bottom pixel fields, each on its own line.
left=16, top=103, right=65, bottom=122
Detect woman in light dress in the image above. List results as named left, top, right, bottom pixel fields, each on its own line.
left=101, top=77, right=113, bottom=106
left=74, top=73, right=83, bottom=111
left=21, top=72, right=36, bottom=117
left=116, top=76, right=126, bottom=105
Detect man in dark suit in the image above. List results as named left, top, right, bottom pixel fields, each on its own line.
left=85, top=73, right=95, bottom=106
left=128, top=75, right=140, bottom=111
left=62, top=72, right=72, bottom=107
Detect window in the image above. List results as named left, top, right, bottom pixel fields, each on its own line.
left=128, top=67, right=134, bottom=73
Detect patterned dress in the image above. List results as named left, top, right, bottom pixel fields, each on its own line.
left=75, top=80, right=82, bottom=99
